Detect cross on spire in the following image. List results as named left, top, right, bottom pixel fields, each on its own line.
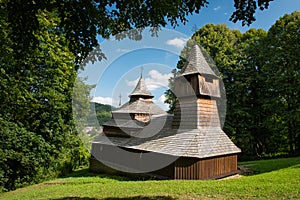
left=140, top=66, right=144, bottom=78
left=118, top=94, right=122, bottom=107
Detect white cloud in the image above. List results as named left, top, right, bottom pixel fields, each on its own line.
left=126, top=70, right=172, bottom=91
left=91, top=96, right=114, bottom=105
left=146, top=70, right=172, bottom=91
left=126, top=78, right=139, bottom=87
left=213, top=6, right=221, bottom=11
left=157, top=95, right=166, bottom=104
left=166, top=37, right=188, bottom=49
left=154, top=95, right=170, bottom=111
left=116, top=48, right=130, bottom=53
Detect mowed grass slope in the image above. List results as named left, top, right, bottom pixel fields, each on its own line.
left=1, top=157, right=299, bottom=200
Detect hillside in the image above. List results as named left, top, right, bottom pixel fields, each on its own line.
left=1, top=157, right=299, bottom=200
left=88, top=102, right=116, bottom=127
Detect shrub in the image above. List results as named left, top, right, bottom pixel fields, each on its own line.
left=0, top=117, right=50, bottom=191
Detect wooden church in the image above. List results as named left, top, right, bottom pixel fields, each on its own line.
left=90, top=44, right=241, bottom=180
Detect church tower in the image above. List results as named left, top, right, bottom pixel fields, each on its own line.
left=102, top=72, right=166, bottom=137
left=126, top=74, right=155, bottom=122
left=173, top=44, right=221, bottom=129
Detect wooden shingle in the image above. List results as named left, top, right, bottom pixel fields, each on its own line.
left=181, top=44, right=218, bottom=78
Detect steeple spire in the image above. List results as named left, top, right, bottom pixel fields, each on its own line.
left=129, top=69, right=153, bottom=99
left=181, top=44, right=218, bottom=78
left=140, top=66, right=144, bottom=78
left=118, top=94, right=122, bottom=107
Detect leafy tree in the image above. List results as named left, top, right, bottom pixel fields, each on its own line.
left=164, top=69, right=179, bottom=114
left=263, top=11, right=300, bottom=154
left=0, top=117, right=50, bottom=191
left=73, top=77, right=95, bottom=133
left=2, top=0, right=273, bottom=64
left=0, top=10, right=90, bottom=190
left=87, top=102, right=115, bottom=127
left=236, top=28, right=268, bottom=156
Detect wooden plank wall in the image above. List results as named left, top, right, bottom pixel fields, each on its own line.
left=197, top=98, right=220, bottom=127
left=174, top=155, right=238, bottom=180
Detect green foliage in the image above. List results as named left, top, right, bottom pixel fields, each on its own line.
left=72, top=77, right=95, bottom=133
left=230, top=0, right=273, bottom=26
left=2, top=0, right=273, bottom=64
left=263, top=11, right=300, bottom=154
left=0, top=117, right=50, bottom=191
left=1, top=157, right=299, bottom=199
left=0, top=9, right=92, bottom=191
left=87, top=102, right=115, bottom=127
left=164, top=69, right=178, bottom=113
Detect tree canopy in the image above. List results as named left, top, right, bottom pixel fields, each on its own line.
left=2, top=0, right=273, bottom=64
left=0, top=9, right=90, bottom=191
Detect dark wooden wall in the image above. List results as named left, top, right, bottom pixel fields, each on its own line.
left=91, top=144, right=238, bottom=180
left=173, top=154, right=238, bottom=180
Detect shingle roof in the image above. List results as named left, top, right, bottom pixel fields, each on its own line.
left=103, top=118, right=145, bottom=129
left=93, top=125, right=241, bottom=159
left=112, top=98, right=166, bottom=115
left=181, top=44, right=218, bottom=77
left=129, top=76, right=153, bottom=98
left=102, top=114, right=173, bottom=138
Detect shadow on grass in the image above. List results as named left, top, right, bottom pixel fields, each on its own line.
left=239, top=157, right=300, bottom=176
left=63, top=168, right=154, bottom=182
left=51, top=196, right=176, bottom=200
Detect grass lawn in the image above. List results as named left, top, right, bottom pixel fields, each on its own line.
left=1, top=157, right=299, bottom=200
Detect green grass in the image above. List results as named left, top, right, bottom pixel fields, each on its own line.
left=1, top=157, right=299, bottom=200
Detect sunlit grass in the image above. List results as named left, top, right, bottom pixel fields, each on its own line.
left=1, top=157, right=299, bottom=200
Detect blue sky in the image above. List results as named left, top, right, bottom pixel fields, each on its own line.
left=78, top=0, right=299, bottom=110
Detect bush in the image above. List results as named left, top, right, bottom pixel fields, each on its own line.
left=0, top=117, right=50, bottom=191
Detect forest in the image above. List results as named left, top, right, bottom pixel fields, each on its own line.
left=0, top=0, right=298, bottom=193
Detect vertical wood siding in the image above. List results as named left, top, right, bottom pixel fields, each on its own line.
left=197, top=98, right=220, bottom=127
left=174, top=155, right=238, bottom=180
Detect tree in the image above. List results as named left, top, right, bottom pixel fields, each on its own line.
left=236, top=28, right=268, bottom=156
left=0, top=117, right=50, bottom=191
left=2, top=0, right=273, bottom=64
left=263, top=11, right=300, bottom=154
left=0, top=10, right=90, bottom=190
left=164, top=69, right=179, bottom=113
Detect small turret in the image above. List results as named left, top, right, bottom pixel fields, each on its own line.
left=103, top=71, right=166, bottom=137
left=129, top=75, right=154, bottom=102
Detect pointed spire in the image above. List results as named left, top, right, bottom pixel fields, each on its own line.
left=118, top=94, right=122, bottom=107
left=129, top=70, right=153, bottom=98
left=140, top=66, right=144, bottom=78
left=181, top=44, right=218, bottom=77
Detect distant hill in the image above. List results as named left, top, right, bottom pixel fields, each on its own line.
left=88, top=102, right=115, bottom=127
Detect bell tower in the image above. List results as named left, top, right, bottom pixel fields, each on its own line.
left=172, top=44, right=221, bottom=129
